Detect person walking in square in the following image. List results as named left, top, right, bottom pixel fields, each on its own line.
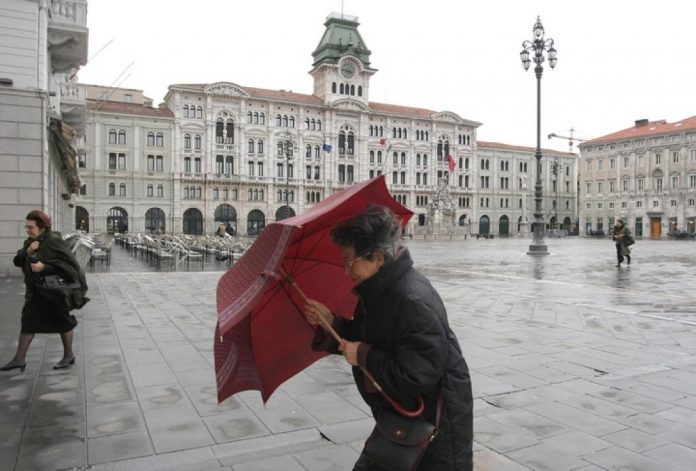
left=1, top=210, right=88, bottom=372
left=303, top=205, right=473, bottom=470
left=612, top=218, right=632, bottom=267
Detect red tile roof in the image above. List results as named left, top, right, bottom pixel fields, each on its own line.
left=478, top=140, right=576, bottom=157
left=87, top=100, right=173, bottom=118
left=581, top=116, right=696, bottom=146
left=168, top=83, right=440, bottom=118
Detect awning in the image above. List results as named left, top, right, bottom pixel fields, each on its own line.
left=49, top=118, right=81, bottom=193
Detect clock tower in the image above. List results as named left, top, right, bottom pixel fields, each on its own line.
left=310, top=13, right=376, bottom=105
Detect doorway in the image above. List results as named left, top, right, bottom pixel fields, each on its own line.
left=650, top=217, right=661, bottom=239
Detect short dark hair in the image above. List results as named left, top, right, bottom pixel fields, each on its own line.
left=331, top=205, right=402, bottom=262
left=26, top=210, right=52, bottom=231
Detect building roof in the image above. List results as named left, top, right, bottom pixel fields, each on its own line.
left=168, top=83, right=453, bottom=119
left=580, top=115, right=696, bottom=147
left=311, top=13, right=373, bottom=69
left=87, top=100, right=174, bottom=118
left=478, top=140, right=576, bottom=157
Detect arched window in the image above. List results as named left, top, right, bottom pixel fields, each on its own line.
left=247, top=209, right=265, bottom=235
left=75, top=206, right=89, bottom=232
left=156, top=132, right=164, bottom=147
left=350, top=85, right=355, bottom=95
left=257, top=140, right=264, bottom=155
left=147, top=132, right=155, bottom=146
left=215, top=204, right=237, bottom=234
left=194, top=134, right=201, bottom=149
left=216, top=119, right=224, bottom=143
left=276, top=114, right=282, bottom=126
left=184, top=134, right=191, bottom=149
left=108, top=183, right=115, bottom=196
left=248, top=139, right=255, bottom=154
left=247, top=111, right=253, bottom=123
left=358, top=86, right=362, bottom=96
left=317, top=120, right=321, bottom=131
left=119, top=183, right=126, bottom=196
left=259, top=113, right=265, bottom=124
left=338, top=131, right=346, bottom=154
left=340, top=84, right=345, bottom=94
left=314, top=145, right=320, bottom=159
left=253, top=112, right=259, bottom=124
left=147, top=184, right=153, bottom=197
left=196, top=106, right=203, bottom=118
left=106, top=207, right=128, bottom=234
left=118, top=130, right=126, bottom=145
left=183, top=105, right=189, bottom=118
left=332, top=82, right=337, bottom=93
left=305, top=118, right=310, bottom=129
left=283, top=115, right=288, bottom=127
left=183, top=208, right=203, bottom=235
left=157, top=185, right=163, bottom=197
left=225, top=156, right=234, bottom=174
left=108, top=129, right=117, bottom=144
left=289, top=116, right=295, bottom=128
left=145, top=207, right=165, bottom=233
left=156, top=156, right=163, bottom=171
left=226, top=120, right=234, bottom=144
left=347, top=132, right=354, bottom=155
left=311, top=119, right=316, bottom=130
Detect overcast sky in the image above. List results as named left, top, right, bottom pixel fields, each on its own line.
left=78, top=0, right=696, bottom=152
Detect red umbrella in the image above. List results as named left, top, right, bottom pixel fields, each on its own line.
left=214, top=176, right=413, bottom=405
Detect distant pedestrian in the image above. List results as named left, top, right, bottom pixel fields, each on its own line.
left=612, top=219, right=632, bottom=267
left=1, top=210, right=89, bottom=373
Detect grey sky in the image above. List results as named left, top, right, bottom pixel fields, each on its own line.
left=78, top=0, right=696, bottom=152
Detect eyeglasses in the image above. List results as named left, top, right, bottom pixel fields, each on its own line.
left=344, top=256, right=363, bottom=269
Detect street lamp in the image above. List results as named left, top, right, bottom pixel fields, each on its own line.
left=552, top=157, right=562, bottom=230
left=281, top=131, right=295, bottom=220
left=520, top=16, right=557, bottom=255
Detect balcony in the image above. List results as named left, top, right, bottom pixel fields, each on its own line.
left=48, top=0, right=89, bottom=73
left=60, top=81, right=86, bottom=134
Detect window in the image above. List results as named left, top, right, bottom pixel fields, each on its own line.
left=118, top=154, right=126, bottom=170
left=623, top=157, right=629, bottom=167
left=248, top=139, right=255, bottom=154
left=109, top=153, right=117, bottom=169
left=622, top=179, right=629, bottom=192
left=655, top=153, right=661, bottom=165
left=257, top=140, right=264, bottom=155
left=184, top=157, right=191, bottom=173
left=656, top=178, right=663, bottom=192
left=691, top=149, right=696, bottom=162
left=194, top=158, right=201, bottom=173
left=78, top=152, right=87, bottom=168
left=118, top=130, right=126, bottom=145
left=119, top=183, right=126, bottom=196
left=609, top=180, right=615, bottom=193
left=156, top=156, right=163, bottom=172
left=586, top=160, right=592, bottom=171
left=184, top=134, right=191, bottom=149
left=610, top=158, right=616, bottom=169
left=108, top=183, right=115, bottom=196
left=79, top=184, right=86, bottom=195
left=586, top=182, right=591, bottom=194
left=147, top=132, right=155, bottom=147
left=147, top=155, right=155, bottom=171
left=216, top=155, right=224, bottom=174
left=636, top=201, right=642, bottom=208
left=690, top=175, right=696, bottom=188
left=672, top=176, right=679, bottom=189
left=637, top=178, right=644, bottom=191
left=225, top=156, right=233, bottom=174
left=147, top=185, right=153, bottom=197
left=597, top=160, right=603, bottom=170
left=194, top=134, right=201, bottom=150
left=672, top=151, right=679, bottom=163
left=108, top=129, right=117, bottom=144
left=157, top=185, right=163, bottom=197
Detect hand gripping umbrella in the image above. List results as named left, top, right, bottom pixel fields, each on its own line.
left=214, top=176, right=417, bottom=413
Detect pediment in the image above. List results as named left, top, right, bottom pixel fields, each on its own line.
left=333, top=98, right=370, bottom=112
left=204, top=82, right=250, bottom=97
left=432, top=111, right=464, bottom=123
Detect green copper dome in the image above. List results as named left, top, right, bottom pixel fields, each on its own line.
left=312, top=13, right=373, bottom=69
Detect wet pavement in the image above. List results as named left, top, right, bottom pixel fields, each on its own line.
left=1, top=237, right=695, bottom=470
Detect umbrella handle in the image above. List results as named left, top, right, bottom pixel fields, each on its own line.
left=280, top=268, right=425, bottom=418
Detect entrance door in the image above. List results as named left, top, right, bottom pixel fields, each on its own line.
left=650, top=217, right=661, bottom=239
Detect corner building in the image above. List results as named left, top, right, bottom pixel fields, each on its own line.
left=579, top=117, right=696, bottom=238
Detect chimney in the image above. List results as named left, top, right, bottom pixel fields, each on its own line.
left=635, top=119, right=649, bottom=127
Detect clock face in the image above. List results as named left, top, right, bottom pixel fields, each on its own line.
left=340, top=61, right=356, bottom=79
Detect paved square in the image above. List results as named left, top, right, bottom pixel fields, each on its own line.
left=1, top=238, right=695, bottom=470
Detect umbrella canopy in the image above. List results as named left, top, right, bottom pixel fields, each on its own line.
left=214, top=176, right=413, bottom=403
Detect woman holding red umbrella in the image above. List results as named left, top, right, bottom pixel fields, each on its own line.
left=304, top=205, right=473, bottom=471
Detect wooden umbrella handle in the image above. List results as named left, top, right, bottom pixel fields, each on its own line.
left=280, top=268, right=425, bottom=418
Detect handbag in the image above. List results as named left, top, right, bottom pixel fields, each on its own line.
left=625, top=235, right=635, bottom=246
left=363, top=391, right=442, bottom=471
left=39, top=274, right=82, bottom=290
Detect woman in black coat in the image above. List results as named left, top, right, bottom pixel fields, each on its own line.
left=304, top=205, right=473, bottom=470
left=1, top=210, right=88, bottom=372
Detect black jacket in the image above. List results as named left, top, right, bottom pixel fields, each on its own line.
left=14, top=230, right=89, bottom=310
left=313, top=249, right=473, bottom=470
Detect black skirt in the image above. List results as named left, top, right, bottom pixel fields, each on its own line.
left=21, top=297, right=77, bottom=334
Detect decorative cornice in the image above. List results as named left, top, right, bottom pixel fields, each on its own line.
left=204, top=82, right=251, bottom=98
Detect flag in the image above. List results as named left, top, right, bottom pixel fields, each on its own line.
left=379, top=138, right=387, bottom=145
left=322, top=143, right=332, bottom=153
left=448, top=154, right=456, bottom=173
left=386, top=144, right=393, bottom=155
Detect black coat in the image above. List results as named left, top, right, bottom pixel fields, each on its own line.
left=14, top=230, right=89, bottom=310
left=313, top=249, right=473, bottom=470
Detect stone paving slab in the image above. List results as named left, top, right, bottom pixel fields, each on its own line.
left=1, top=238, right=696, bottom=470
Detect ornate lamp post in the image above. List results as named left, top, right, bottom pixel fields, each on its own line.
left=281, top=131, right=295, bottom=220
left=520, top=16, right=557, bottom=255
